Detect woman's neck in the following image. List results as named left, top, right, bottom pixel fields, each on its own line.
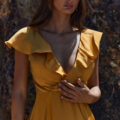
left=43, top=9, right=73, bottom=34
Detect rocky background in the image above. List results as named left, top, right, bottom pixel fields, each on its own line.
left=0, top=0, right=120, bottom=120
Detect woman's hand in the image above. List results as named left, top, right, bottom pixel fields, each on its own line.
left=58, top=78, right=96, bottom=104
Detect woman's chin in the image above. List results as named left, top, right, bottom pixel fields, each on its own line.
left=61, top=9, right=75, bottom=15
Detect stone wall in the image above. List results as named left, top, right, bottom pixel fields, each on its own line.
left=0, top=0, right=120, bottom=120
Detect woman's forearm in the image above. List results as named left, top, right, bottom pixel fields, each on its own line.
left=11, top=92, right=27, bottom=120
left=89, top=86, right=101, bottom=104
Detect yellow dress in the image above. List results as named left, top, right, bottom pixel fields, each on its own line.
left=5, top=26, right=103, bottom=120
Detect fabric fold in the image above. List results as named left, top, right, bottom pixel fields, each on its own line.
left=70, top=29, right=103, bottom=84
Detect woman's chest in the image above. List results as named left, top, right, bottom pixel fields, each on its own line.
left=40, top=34, right=80, bottom=74
left=29, top=29, right=95, bottom=83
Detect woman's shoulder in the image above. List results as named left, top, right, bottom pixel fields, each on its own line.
left=16, top=25, right=36, bottom=35
left=80, top=27, right=103, bottom=60
left=81, top=26, right=103, bottom=34
left=81, top=27, right=103, bottom=43
left=4, top=26, right=38, bottom=55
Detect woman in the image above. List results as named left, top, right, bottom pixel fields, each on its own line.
left=5, top=0, right=103, bottom=120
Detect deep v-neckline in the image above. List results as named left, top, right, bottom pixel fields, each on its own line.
left=35, top=27, right=81, bottom=76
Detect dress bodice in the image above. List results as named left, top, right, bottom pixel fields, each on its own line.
left=5, top=26, right=103, bottom=120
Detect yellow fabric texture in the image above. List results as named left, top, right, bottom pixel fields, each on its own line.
left=5, top=26, right=103, bottom=120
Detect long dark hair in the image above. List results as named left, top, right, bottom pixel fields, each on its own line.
left=28, top=0, right=89, bottom=32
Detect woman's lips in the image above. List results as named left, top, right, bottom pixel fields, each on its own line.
left=64, top=4, right=73, bottom=8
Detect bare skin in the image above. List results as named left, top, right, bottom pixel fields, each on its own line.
left=37, top=26, right=80, bottom=74
left=12, top=50, right=30, bottom=120
left=12, top=0, right=101, bottom=119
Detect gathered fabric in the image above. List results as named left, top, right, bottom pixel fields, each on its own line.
left=5, top=26, right=103, bottom=120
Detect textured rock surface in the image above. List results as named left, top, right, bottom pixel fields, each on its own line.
left=0, top=0, right=120, bottom=120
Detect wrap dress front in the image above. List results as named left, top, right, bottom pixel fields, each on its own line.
left=5, top=26, right=103, bottom=120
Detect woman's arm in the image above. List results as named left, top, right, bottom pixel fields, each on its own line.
left=11, top=50, right=30, bottom=120
left=86, top=56, right=101, bottom=104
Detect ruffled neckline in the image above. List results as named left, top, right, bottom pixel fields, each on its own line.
left=29, top=26, right=96, bottom=80
left=36, top=27, right=87, bottom=75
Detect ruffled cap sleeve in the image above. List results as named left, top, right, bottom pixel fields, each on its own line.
left=5, top=26, right=31, bottom=55
left=80, top=29, right=103, bottom=60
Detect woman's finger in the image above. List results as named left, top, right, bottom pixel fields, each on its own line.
left=61, top=96, right=76, bottom=103
left=58, top=87, right=75, bottom=99
left=58, top=83, right=76, bottom=95
left=77, top=78, right=85, bottom=87
left=61, top=80, right=78, bottom=91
